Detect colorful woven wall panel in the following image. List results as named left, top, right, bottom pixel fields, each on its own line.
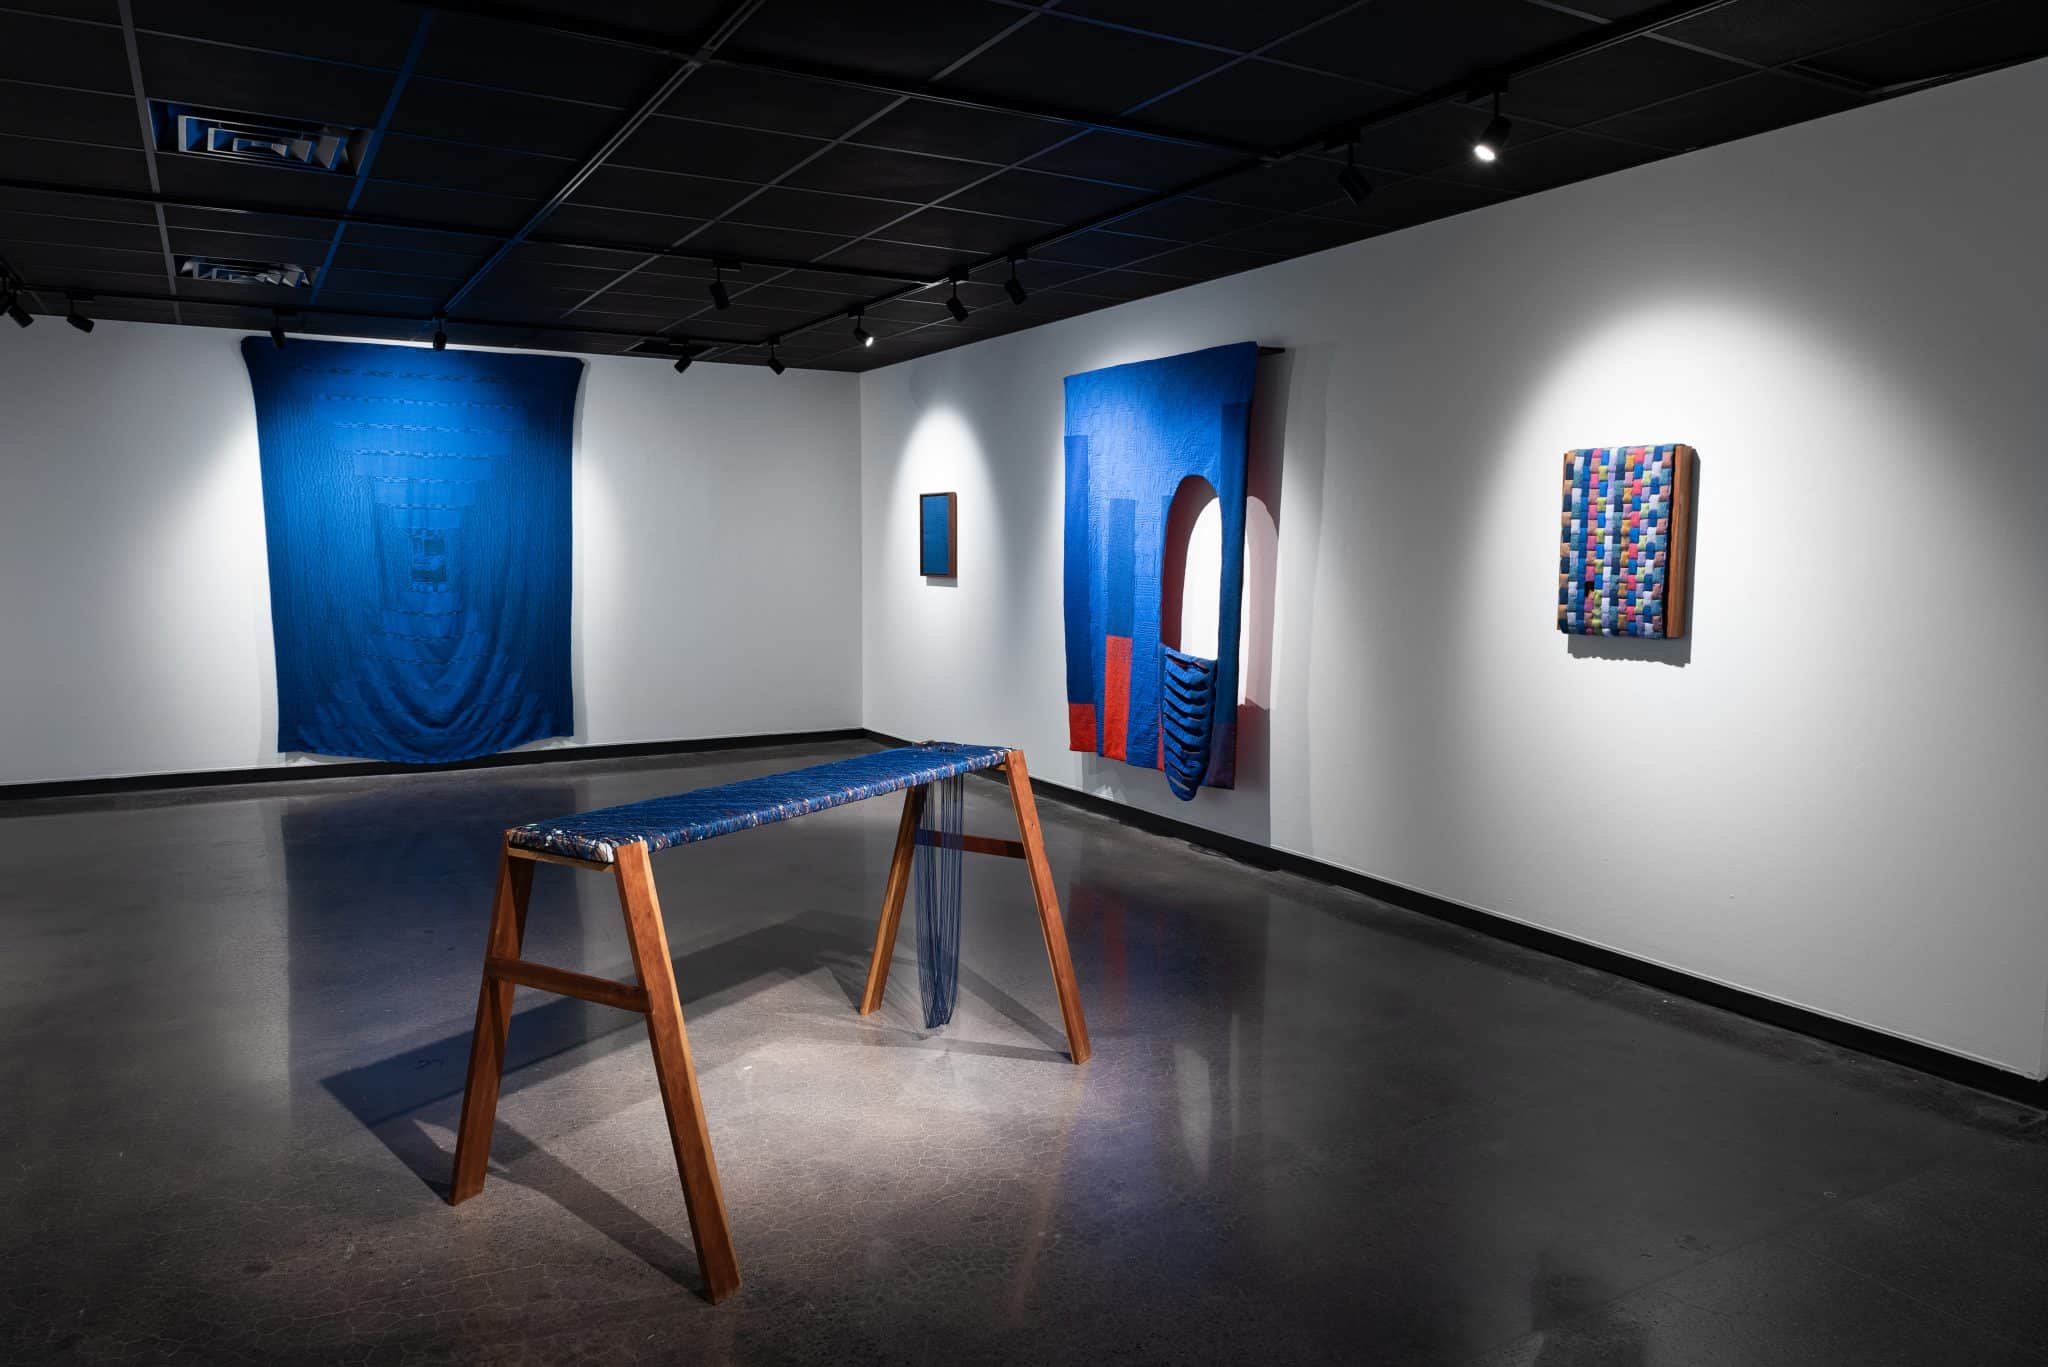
left=1558, top=443, right=1696, bottom=638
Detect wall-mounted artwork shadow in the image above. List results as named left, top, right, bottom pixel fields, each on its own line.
left=1559, top=443, right=1697, bottom=638
left=242, top=337, right=582, bottom=764
left=1063, top=341, right=1258, bottom=801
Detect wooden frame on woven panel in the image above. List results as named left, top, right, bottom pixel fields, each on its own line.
left=859, top=751, right=1092, bottom=1064
left=1665, top=444, right=1698, bottom=638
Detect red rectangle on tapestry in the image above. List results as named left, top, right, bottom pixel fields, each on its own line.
left=1102, top=635, right=1131, bottom=761
left=1067, top=702, right=1096, bottom=752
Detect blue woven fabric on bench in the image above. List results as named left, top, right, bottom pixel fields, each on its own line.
left=508, top=742, right=1012, bottom=864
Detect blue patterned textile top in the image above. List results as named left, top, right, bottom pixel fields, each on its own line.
left=509, top=743, right=1012, bottom=863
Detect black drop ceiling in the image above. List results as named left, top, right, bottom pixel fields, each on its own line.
left=1, top=0, right=2042, bottom=372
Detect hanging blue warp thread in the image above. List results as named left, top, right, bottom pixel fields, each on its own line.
left=914, top=774, right=966, bottom=1028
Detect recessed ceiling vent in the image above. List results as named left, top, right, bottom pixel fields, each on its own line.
left=150, top=101, right=367, bottom=175
left=627, top=339, right=704, bottom=360
left=177, top=255, right=315, bottom=288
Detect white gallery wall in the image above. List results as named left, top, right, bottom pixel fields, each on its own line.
left=0, top=322, right=862, bottom=786
left=862, top=60, right=2048, bottom=1077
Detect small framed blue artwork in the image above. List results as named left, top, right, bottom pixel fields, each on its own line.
left=920, top=491, right=957, bottom=577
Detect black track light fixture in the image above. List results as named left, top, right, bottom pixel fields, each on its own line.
left=268, top=313, right=288, bottom=349
left=945, top=277, right=969, bottom=323
left=64, top=295, right=93, bottom=332
left=709, top=262, right=731, bottom=311
left=852, top=309, right=872, bottom=348
left=672, top=353, right=692, bottom=375
left=431, top=318, right=447, bottom=351
left=1004, top=255, right=1028, bottom=306
left=766, top=337, right=786, bottom=375
left=4, top=288, right=32, bottom=328
left=1473, top=90, right=1512, bottom=163
left=1336, top=140, right=1372, bottom=206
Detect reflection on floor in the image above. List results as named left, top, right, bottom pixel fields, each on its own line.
left=1, top=739, right=2042, bottom=1365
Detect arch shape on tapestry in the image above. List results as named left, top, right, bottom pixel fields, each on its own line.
left=1160, top=473, right=1223, bottom=801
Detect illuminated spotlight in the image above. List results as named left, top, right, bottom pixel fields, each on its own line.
left=709, top=262, right=731, bottom=311
left=852, top=309, right=872, bottom=348
left=1004, top=255, right=1027, bottom=306
left=766, top=338, right=786, bottom=375
left=945, top=279, right=969, bottom=323
left=1336, top=141, right=1372, bottom=205
left=1473, top=92, right=1511, bottom=163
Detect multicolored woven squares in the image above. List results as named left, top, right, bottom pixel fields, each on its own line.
left=1558, top=444, right=1694, bottom=638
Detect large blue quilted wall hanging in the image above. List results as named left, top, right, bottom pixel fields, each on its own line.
left=242, top=337, right=582, bottom=764
left=1063, top=341, right=1258, bottom=801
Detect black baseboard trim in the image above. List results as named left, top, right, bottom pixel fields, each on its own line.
left=863, top=730, right=2047, bottom=1110
left=0, top=728, right=869, bottom=803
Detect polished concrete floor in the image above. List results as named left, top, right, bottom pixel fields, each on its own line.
left=1, top=739, right=2043, bottom=1366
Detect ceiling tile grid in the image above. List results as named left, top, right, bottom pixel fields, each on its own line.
left=0, top=0, right=2040, bottom=368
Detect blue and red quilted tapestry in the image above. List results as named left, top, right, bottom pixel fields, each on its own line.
left=1558, top=443, right=1696, bottom=638
left=1063, top=342, right=1258, bottom=800
left=243, top=337, right=582, bottom=763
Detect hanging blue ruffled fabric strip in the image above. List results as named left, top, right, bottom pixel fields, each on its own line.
left=914, top=774, right=965, bottom=1028
left=1160, top=645, right=1217, bottom=802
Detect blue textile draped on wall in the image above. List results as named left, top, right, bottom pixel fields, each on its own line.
left=242, top=337, right=582, bottom=764
left=1063, top=342, right=1258, bottom=800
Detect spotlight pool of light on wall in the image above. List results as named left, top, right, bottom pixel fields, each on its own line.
left=880, top=406, right=1006, bottom=700
left=1462, top=285, right=1998, bottom=675
left=1430, top=269, right=2032, bottom=1022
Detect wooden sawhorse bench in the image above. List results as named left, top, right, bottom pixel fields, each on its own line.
left=447, top=743, right=1090, bottom=1303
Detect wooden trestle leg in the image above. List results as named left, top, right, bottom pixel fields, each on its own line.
left=858, top=753, right=1092, bottom=1065
left=1003, top=752, right=1092, bottom=1065
left=859, top=783, right=927, bottom=1014
left=613, top=840, right=742, bottom=1303
left=449, top=840, right=534, bottom=1204
left=448, top=837, right=741, bottom=1302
